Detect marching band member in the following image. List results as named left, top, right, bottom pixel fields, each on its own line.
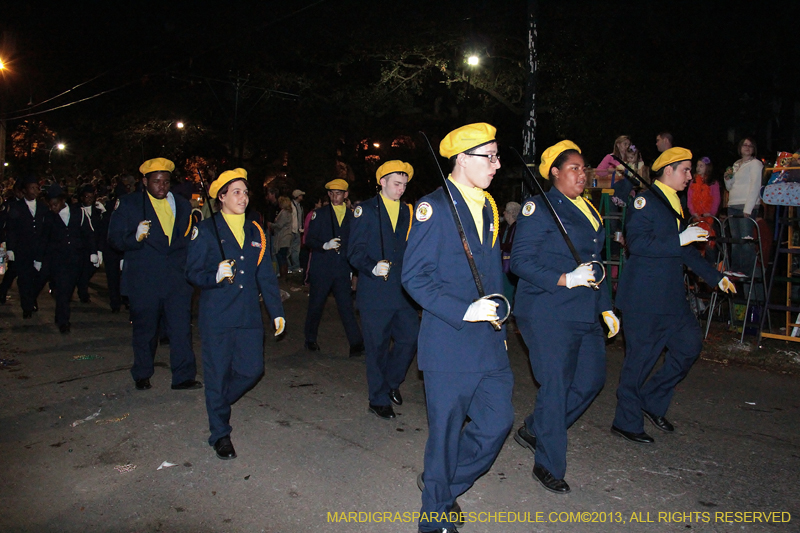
left=186, top=168, right=285, bottom=460
left=511, top=140, right=619, bottom=493
left=348, top=161, right=419, bottom=420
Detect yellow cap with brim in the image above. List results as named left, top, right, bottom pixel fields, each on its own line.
left=325, top=179, right=349, bottom=191
left=539, top=140, right=581, bottom=179
left=139, top=158, right=175, bottom=176
left=376, top=160, right=414, bottom=183
left=652, top=147, right=693, bottom=172
left=209, top=168, right=248, bottom=199
left=439, top=123, right=497, bottom=158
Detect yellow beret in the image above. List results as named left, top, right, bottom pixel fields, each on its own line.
left=439, top=123, right=497, bottom=158
left=539, top=140, right=581, bottom=178
left=209, top=168, right=248, bottom=199
left=376, top=160, right=414, bottom=183
left=139, top=158, right=175, bottom=176
left=651, top=147, right=693, bottom=172
left=325, top=179, right=349, bottom=191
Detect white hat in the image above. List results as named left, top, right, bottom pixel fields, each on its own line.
left=292, top=189, right=306, bottom=198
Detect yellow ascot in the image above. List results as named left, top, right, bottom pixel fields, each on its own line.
left=221, top=212, right=245, bottom=248
left=567, top=196, right=600, bottom=231
left=654, top=180, right=684, bottom=229
left=148, top=192, right=175, bottom=244
left=380, top=192, right=400, bottom=231
left=333, top=204, right=346, bottom=226
left=449, top=177, right=487, bottom=244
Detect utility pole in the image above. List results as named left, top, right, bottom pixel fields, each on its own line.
left=521, top=0, right=538, bottom=197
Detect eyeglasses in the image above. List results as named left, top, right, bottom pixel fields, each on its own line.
left=466, top=153, right=500, bottom=164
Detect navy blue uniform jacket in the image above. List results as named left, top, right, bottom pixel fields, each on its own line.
left=107, top=192, right=194, bottom=297
left=616, top=187, right=722, bottom=315
left=348, top=196, right=416, bottom=311
left=6, top=199, right=51, bottom=262
left=402, top=183, right=508, bottom=373
left=185, top=217, right=284, bottom=330
left=306, top=204, right=353, bottom=279
left=511, top=190, right=611, bottom=322
left=46, top=205, right=97, bottom=261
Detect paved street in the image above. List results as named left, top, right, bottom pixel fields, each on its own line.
left=0, top=273, right=797, bottom=532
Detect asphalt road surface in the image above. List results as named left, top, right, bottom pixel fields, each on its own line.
left=0, top=273, right=797, bottom=532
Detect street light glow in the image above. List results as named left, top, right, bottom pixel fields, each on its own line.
left=0, top=58, right=4, bottom=70
left=467, top=55, right=480, bottom=66
left=176, top=122, right=185, bottom=129
left=373, top=142, right=380, bottom=148
left=57, top=143, right=65, bottom=150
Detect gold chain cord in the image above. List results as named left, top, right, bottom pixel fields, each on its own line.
left=253, top=221, right=267, bottom=266
left=484, top=191, right=499, bottom=248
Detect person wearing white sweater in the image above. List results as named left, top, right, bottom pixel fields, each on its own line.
left=724, top=137, right=763, bottom=274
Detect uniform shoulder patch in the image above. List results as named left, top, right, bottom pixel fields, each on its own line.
left=354, top=205, right=362, bottom=218
left=416, top=201, right=433, bottom=222
left=522, top=201, right=536, bottom=216
left=311, top=211, right=317, bottom=220
left=633, top=197, right=647, bottom=210
left=191, top=226, right=199, bottom=240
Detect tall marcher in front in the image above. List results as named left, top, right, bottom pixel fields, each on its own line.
left=76, top=185, right=105, bottom=303
left=5, top=174, right=51, bottom=318
left=402, top=123, right=513, bottom=533
left=303, top=179, right=364, bottom=355
left=511, top=141, right=620, bottom=493
left=349, top=161, right=419, bottom=420
left=108, top=158, right=201, bottom=392
left=613, top=148, right=737, bottom=444
left=105, top=182, right=129, bottom=313
left=186, top=168, right=285, bottom=460
left=44, top=184, right=97, bottom=334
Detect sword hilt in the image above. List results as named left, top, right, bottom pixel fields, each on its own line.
left=582, top=261, right=606, bottom=291
left=476, top=293, right=512, bottom=331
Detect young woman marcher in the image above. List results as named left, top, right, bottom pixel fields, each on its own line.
left=186, top=168, right=286, bottom=460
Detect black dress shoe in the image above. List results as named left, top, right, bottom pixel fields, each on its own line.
left=59, top=323, right=71, bottom=334
left=171, top=379, right=203, bottom=390
left=388, top=388, right=403, bottom=406
left=513, top=425, right=537, bottom=454
left=159, top=336, right=170, bottom=345
left=368, top=403, right=396, bottom=419
left=532, top=464, right=570, bottom=494
left=305, top=341, right=320, bottom=351
left=349, top=342, right=365, bottom=356
left=213, top=436, right=237, bottom=460
left=611, top=425, right=654, bottom=444
left=22, top=311, right=32, bottom=319
left=135, top=378, right=152, bottom=390
left=643, top=410, right=674, bottom=433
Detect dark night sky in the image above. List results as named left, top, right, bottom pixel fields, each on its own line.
left=1, top=0, right=798, bottom=190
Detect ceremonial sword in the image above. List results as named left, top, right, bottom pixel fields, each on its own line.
left=610, top=155, right=685, bottom=223
left=196, top=170, right=235, bottom=284
left=419, top=131, right=510, bottom=331
left=510, top=147, right=605, bottom=290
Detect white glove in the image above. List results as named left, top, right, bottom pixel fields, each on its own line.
left=216, top=260, right=234, bottom=283
left=679, top=225, right=708, bottom=246
left=120, top=259, right=124, bottom=270
left=97, top=251, right=103, bottom=267
left=565, top=263, right=595, bottom=289
left=33, top=261, right=42, bottom=271
left=6, top=250, right=14, bottom=262
left=372, top=260, right=391, bottom=277
left=718, top=276, right=737, bottom=294
left=602, top=310, right=620, bottom=338
left=463, top=299, right=499, bottom=322
left=273, top=317, right=285, bottom=336
left=94, top=201, right=107, bottom=213
left=90, top=254, right=100, bottom=268
left=322, top=238, right=341, bottom=251
left=136, top=221, right=151, bottom=242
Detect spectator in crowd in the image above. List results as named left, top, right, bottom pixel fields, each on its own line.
left=272, top=196, right=293, bottom=279
left=724, top=137, right=764, bottom=274
left=596, top=135, right=631, bottom=179
left=656, top=132, right=674, bottom=153
left=500, top=201, right=521, bottom=310
left=289, top=189, right=305, bottom=273
left=687, top=156, right=721, bottom=262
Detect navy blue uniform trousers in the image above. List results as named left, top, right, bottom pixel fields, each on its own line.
left=304, top=271, right=362, bottom=346
left=517, top=317, right=605, bottom=479
left=129, top=288, right=196, bottom=385
left=51, top=259, right=82, bottom=327
left=420, top=367, right=514, bottom=530
left=613, top=306, right=702, bottom=433
left=202, top=326, right=264, bottom=445
left=362, top=307, right=418, bottom=406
